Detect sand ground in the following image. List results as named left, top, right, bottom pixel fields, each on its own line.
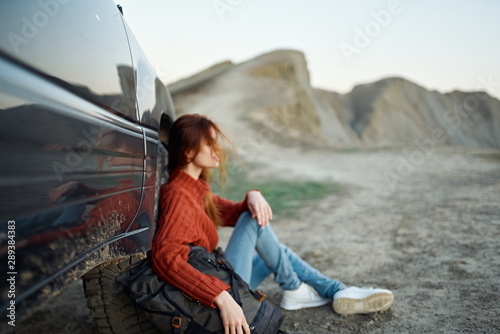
left=13, top=145, right=500, bottom=333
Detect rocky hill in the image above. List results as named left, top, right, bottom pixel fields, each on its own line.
left=168, top=50, right=500, bottom=149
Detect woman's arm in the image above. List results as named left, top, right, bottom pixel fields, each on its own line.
left=213, top=190, right=272, bottom=228
left=214, top=291, right=250, bottom=334
left=151, top=188, right=231, bottom=307
left=151, top=243, right=231, bottom=307
left=246, top=190, right=272, bottom=228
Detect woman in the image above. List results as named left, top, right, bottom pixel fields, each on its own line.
left=151, top=114, right=393, bottom=334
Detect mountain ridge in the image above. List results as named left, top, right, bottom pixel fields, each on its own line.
left=168, top=50, right=500, bottom=149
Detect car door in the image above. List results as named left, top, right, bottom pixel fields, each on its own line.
left=0, top=0, right=145, bottom=310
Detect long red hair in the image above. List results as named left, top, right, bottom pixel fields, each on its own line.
left=167, top=114, right=230, bottom=226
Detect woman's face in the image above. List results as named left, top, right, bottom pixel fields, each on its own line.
left=190, top=127, right=220, bottom=169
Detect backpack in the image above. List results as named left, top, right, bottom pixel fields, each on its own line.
left=125, top=246, right=287, bottom=334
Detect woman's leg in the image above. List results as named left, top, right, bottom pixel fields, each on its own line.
left=225, top=211, right=301, bottom=290
left=250, top=249, right=345, bottom=299
left=248, top=254, right=271, bottom=289
left=225, top=211, right=346, bottom=298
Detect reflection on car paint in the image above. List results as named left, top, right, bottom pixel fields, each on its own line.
left=0, top=0, right=175, bottom=324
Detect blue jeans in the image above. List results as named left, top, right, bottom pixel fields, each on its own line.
left=225, top=211, right=346, bottom=299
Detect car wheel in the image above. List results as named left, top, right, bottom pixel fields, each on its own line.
left=83, top=144, right=168, bottom=333
left=83, top=255, right=158, bottom=334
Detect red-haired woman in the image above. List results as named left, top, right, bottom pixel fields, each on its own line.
left=151, top=114, right=393, bottom=334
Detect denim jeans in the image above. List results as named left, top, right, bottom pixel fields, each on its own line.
left=225, top=211, right=346, bottom=299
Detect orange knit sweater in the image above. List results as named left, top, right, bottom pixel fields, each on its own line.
left=151, top=169, right=250, bottom=308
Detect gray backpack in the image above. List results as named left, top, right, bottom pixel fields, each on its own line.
left=125, top=246, right=286, bottom=334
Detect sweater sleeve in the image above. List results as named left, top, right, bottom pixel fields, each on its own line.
left=212, top=189, right=260, bottom=227
left=151, top=188, right=230, bottom=307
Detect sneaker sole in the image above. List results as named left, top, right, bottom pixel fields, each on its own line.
left=333, top=292, right=394, bottom=315
left=281, top=298, right=330, bottom=311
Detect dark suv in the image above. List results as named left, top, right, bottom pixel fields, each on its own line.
left=0, top=1, right=174, bottom=332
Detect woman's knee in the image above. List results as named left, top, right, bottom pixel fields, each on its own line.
left=238, top=210, right=253, bottom=222
left=235, top=211, right=260, bottom=232
left=237, top=211, right=258, bottom=226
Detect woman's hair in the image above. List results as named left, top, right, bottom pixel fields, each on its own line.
left=167, top=114, right=231, bottom=226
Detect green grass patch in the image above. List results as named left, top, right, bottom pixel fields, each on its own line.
left=211, top=163, right=343, bottom=217
left=333, top=146, right=396, bottom=154
left=335, top=147, right=362, bottom=154
left=473, top=152, right=500, bottom=162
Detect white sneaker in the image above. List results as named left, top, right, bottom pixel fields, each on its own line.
left=333, top=286, right=394, bottom=315
left=280, top=283, right=330, bottom=310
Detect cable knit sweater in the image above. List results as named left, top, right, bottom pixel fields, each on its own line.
left=151, top=169, right=251, bottom=308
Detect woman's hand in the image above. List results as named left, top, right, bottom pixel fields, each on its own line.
left=247, top=190, right=272, bottom=228
left=214, top=290, right=250, bottom=334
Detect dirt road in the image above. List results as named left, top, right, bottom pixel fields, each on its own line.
left=13, top=146, right=500, bottom=333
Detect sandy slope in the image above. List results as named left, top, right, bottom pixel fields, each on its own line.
left=14, top=143, right=500, bottom=334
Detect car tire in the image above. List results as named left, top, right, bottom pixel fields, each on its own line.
left=83, top=255, right=158, bottom=334
left=83, top=143, right=169, bottom=333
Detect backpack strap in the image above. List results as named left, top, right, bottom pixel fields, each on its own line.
left=229, top=271, right=243, bottom=306
left=231, top=269, right=267, bottom=302
left=172, top=309, right=182, bottom=334
left=216, top=256, right=267, bottom=304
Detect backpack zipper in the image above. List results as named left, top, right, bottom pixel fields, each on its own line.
left=206, top=258, right=220, bottom=271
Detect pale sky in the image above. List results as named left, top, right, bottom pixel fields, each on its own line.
left=114, top=0, right=500, bottom=99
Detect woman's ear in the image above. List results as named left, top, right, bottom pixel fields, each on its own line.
left=186, top=149, right=195, bottom=160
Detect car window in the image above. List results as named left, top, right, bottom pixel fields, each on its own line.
left=0, top=0, right=137, bottom=120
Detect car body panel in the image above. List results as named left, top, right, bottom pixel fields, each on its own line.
left=120, top=17, right=175, bottom=130
left=0, top=0, right=174, bottom=325
left=0, top=53, right=145, bottom=316
left=0, top=0, right=138, bottom=120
